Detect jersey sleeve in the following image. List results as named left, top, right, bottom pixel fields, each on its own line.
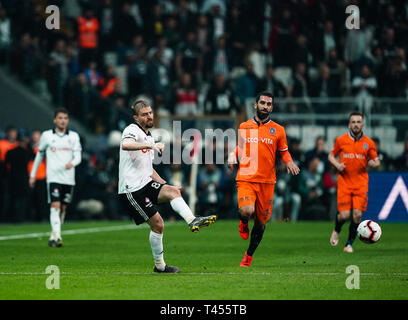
left=330, top=137, right=341, bottom=156
left=122, top=126, right=141, bottom=142
left=38, top=132, right=48, bottom=154
left=368, top=139, right=379, bottom=160
left=277, top=127, right=289, bottom=152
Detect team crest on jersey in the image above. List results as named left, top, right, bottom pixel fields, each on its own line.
left=363, top=143, right=368, bottom=150
left=270, top=128, right=276, bottom=135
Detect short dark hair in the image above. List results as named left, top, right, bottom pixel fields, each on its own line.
left=255, top=91, right=274, bottom=103
left=131, top=99, right=150, bottom=116
left=349, top=110, right=364, bottom=121
left=54, top=107, right=69, bottom=118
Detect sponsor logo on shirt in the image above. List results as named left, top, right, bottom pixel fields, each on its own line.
left=245, top=137, right=274, bottom=144
left=343, top=153, right=366, bottom=159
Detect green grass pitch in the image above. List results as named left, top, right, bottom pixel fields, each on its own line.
left=0, top=219, right=407, bottom=300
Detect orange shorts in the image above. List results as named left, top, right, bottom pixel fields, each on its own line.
left=237, top=181, right=275, bottom=223
left=337, top=185, right=368, bottom=213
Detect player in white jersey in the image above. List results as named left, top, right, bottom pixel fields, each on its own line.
left=29, top=108, right=82, bottom=247
left=119, top=100, right=217, bottom=273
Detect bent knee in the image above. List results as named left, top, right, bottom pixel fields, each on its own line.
left=239, top=206, right=254, bottom=218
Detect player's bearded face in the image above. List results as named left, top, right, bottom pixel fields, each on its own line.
left=136, top=107, right=154, bottom=129
left=349, top=116, right=364, bottom=136
left=255, top=97, right=273, bottom=120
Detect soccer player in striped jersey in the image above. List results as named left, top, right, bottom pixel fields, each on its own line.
left=118, top=99, right=216, bottom=273
left=30, top=108, right=82, bottom=247
left=228, top=92, right=300, bottom=267
left=329, top=111, right=380, bottom=252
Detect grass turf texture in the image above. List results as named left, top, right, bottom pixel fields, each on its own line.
left=0, top=220, right=407, bottom=300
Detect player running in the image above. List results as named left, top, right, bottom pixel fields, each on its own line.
left=329, top=111, right=380, bottom=253
left=29, top=108, right=82, bottom=247
left=227, top=92, right=300, bottom=267
left=118, top=99, right=216, bottom=273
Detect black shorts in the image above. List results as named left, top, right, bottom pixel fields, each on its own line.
left=119, top=180, right=165, bottom=225
left=47, top=183, right=74, bottom=205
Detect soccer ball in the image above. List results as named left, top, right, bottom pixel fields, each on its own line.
left=357, top=220, right=382, bottom=244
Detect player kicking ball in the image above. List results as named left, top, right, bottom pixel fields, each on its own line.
left=30, top=108, right=82, bottom=247
left=118, top=100, right=216, bottom=273
left=329, top=111, right=380, bottom=252
left=228, top=92, right=300, bottom=267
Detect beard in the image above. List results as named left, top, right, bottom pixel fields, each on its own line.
left=256, top=108, right=270, bottom=120
left=351, top=126, right=362, bottom=136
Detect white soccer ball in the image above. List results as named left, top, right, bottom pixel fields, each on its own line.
left=357, top=220, right=382, bottom=244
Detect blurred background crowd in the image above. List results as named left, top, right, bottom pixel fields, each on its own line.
left=0, top=0, right=408, bottom=223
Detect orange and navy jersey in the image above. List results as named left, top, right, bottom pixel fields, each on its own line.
left=236, top=118, right=289, bottom=184
left=330, top=132, right=378, bottom=189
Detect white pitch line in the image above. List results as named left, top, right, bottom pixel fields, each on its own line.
left=1, top=272, right=408, bottom=276
left=0, top=222, right=184, bottom=241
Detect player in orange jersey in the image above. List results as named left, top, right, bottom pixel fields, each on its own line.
left=228, top=92, right=300, bottom=267
left=329, top=111, right=380, bottom=253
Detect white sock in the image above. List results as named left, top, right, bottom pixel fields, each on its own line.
left=50, top=207, right=61, bottom=239
left=149, top=231, right=165, bottom=271
left=170, top=197, right=195, bottom=224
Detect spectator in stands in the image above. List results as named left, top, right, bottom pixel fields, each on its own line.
left=206, top=34, right=231, bottom=81
left=289, top=62, right=312, bottom=112
left=310, top=63, right=341, bottom=113
left=246, top=41, right=267, bottom=80
left=127, top=40, right=149, bottom=98
left=99, top=66, right=121, bottom=99
left=98, top=0, right=115, bottom=53
left=4, top=134, right=31, bottom=223
left=48, top=40, right=69, bottom=107
left=196, top=14, right=213, bottom=56
left=177, top=0, right=196, bottom=36
left=77, top=7, right=99, bottom=69
left=143, top=3, right=165, bottom=46
left=205, top=72, right=239, bottom=115
left=292, top=34, right=310, bottom=68
left=148, top=36, right=174, bottom=69
left=260, top=64, right=287, bottom=99
left=326, top=48, right=347, bottom=95
left=371, top=137, right=393, bottom=172
left=317, top=20, right=337, bottom=63
left=305, top=136, right=328, bottom=172
left=351, top=64, right=377, bottom=112
left=226, top=5, right=248, bottom=68
left=380, top=48, right=408, bottom=99
left=288, top=137, right=305, bottom=168
left=83, top=61, right=102, bottom=88
left=146, top=49, right=172, bottom=111
left=10, top=33, right=38, bottom=85
left=65, top=73, right=93, bottom=126
left=298, top=156, right=327, bottom=220
left=163, top=15, right=181, bottom=48
left=0, top=7, right=11, bottom=65
left=394, top=140, right=408, bottom=171
left=171, top=72, right=199, bottom=115
left=235, top=61, right=261, bottom=108
left=114, top=2, right=141, bottom=49
left=267, top=7, right=297, bottom=67
left=207, top=3, right=226, bottom=43
left=174, top=31, right=203, bottom=84
left=344, top=17, right=374, bottom=75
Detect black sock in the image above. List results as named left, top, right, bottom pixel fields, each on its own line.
left=347, top=220, right=358, bottom=246
left=240, top=216, right=248, bottom=225
left=247, top=224, right=265, bottom=256
left=334, top=214, right=346, bottom=233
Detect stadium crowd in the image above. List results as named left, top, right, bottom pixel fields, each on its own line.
left=1, top=0, right=408, bottom=223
